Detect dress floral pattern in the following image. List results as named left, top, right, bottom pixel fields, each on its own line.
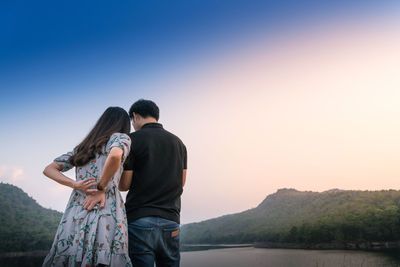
left=43, top=133, right=132, bottom=267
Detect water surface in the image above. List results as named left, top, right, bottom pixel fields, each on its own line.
left=181, top=247, right=400, bottom=267
left=0, top=247, right=398, bottom=267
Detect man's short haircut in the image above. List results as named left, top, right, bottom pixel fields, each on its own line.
left=129, top=99, right=160, bottom=121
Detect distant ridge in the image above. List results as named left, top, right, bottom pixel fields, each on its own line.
left=0, top=183, right=62, bottom=253
left=1, top=183, right=399, bottom=252
left=322, top=188, right=344, bottom=193
left=181, top=188, right=400, bottom=245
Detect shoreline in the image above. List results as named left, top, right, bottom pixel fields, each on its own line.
left=254, top=241, right=400, bottom=252
left=181, top=244, right=253, bottom=252
left=181, top=241, right=400, bottom=253
left=2, top=241, right=399, bottom=257
left=0, top=250, right=48, bottom=258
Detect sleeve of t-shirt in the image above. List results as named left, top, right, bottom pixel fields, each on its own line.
left=54, top=151, right=75, bottom=172
left=183, top=144, right=187, bottom=169
left=107, top=133, right=131, bottom=163
left=123, top=134, right=135, bottom=171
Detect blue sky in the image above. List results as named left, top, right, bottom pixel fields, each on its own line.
left=1, top=0, right=399, bottom=223
left=1, top=0, right=394, bottom=129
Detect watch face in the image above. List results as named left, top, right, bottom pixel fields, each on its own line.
left=97, top=184, right=103, bottom=191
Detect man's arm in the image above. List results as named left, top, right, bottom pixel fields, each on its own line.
left=119, top=170, right=133, bottom=191
left=120, top=136, right=134, bottom=191
left=182, top=143, right=187, bottom=188
left=182, top=169, right=187, bottom=187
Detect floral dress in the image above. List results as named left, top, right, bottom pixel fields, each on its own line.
left=43, top=133, right=132, bottom=267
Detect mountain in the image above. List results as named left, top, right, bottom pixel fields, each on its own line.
left=0, top=183, right=62, bottom=252
left=2, top=183, right=399, bottom=252
left=180, top=188, right=400, bottom=244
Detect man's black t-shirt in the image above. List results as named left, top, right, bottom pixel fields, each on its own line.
left=124, top=123, right=187, bottom=224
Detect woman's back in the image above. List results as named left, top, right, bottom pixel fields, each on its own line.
left=74, top=133, right=130, bottom=196
left=42, top=133, right=132, bottom=267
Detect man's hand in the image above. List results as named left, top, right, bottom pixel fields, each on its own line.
left=83, top=191, right=106, bottom=211
left=73, top=178, right=97, bottom=195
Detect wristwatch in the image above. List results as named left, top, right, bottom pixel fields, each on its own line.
left=96, top=184, right=104, bottom=191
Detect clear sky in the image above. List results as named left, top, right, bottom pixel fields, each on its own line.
left=1, top=0, right=399, bottom=224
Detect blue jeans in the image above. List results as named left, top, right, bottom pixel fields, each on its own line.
left=128, top=216, right=180, bottom=267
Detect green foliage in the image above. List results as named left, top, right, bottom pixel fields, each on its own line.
left=2, top=183, right=400, bottom=250
left=181, top=188, right=400, bottom=244
left=0, top=183, right=62, bottom=252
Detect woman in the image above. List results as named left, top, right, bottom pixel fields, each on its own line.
left=42, top=107, right=132, bottom=267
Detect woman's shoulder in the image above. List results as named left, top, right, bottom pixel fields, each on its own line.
left=109, top=132, right=131, bottom=142
left=106, top=133, right=131, bottom=159
left=107, top=132, right=131, bottom=149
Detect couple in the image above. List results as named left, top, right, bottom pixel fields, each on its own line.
left=42, top=99, right=187, bottom=267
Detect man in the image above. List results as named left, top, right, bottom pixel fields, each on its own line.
left=119, top=99, right=187, bottom=267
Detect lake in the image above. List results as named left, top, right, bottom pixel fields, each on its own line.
left=1, top=247, right=399, bottom=267
left=181, top=247, right=400, bottom=267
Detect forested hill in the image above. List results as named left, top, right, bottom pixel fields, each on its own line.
left=181, top=188, right=400, bottom=244
left=2, top=184, right=400, bottom=251
left=0, top=183, right=62, bottom=252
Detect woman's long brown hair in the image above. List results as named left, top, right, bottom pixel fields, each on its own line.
left=69, top=107, right=130, bottom=166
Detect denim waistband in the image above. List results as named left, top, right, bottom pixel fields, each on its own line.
left=132, top=216, right=179, bottom=227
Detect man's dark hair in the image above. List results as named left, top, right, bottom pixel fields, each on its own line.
left=129, top=99, right=160, bottom=121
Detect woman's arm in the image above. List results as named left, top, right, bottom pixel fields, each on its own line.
left=96, top=146, right=124, bottom=190
left=43, top=162, right=97, bottom=192
left=83, top=146, right=123, bottom=210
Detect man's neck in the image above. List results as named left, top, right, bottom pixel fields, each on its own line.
left=139, top=118, right=158, bottom=129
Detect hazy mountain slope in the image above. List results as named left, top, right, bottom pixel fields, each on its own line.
left=181, top=189, right=400, bottom=244
left=0, top=183, right=62, bottom=252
